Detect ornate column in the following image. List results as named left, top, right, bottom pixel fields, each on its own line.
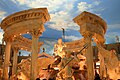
left=84, top=34, right=94, bottom=80
left=73, top=11, right=107, bottom=80
left=3, top=39, right=12, bottom=80
left=30, top=29, right=42, bottom=80
left=0, top=8, right=50, bottom=80
left=12, top=47, right=19, bottom=75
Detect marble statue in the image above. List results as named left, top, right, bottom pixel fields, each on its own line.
left=54, top=38, right=66, bottom=58
left=58, top=50, right=73, bottom=80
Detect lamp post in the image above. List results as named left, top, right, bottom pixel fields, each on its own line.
left=62, top=28, right=65, bottom=42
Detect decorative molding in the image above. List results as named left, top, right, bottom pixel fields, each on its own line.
left=73, top=11, right=107, bottom=34
left=0, top=8, right=50, bottom=44
left=73, top=11, right=107, bottom=43
left=12, top=36, right=44, bottom=51
left=1, top=8, right=50, bottom=30
left=63, top=39, right=85, bottom=52
left=30, top=29, right=43, bottom=38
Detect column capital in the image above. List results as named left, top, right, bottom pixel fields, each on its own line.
left=30, top=29, right=42, bottom=38
left=13, top=47, right=19, bottom=53
left=81, top=32, right=93, bottom=39
left=3, top=37, right=14, bottom=43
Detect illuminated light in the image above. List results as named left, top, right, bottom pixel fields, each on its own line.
left=96, top=66, right=99, bottom=69
left=94, top=37, right=98, bottom=42
left=94, top=37, right=96, bottom=39
left=54, top=67, right=59, bottom=70
left=27, top=32, right=29, bottom=33
left=96, top=39, right=98, bottom=42
left=73, top=51, right=75, bottom=52
left=96, top=69, right=99, bottom=74
left=55, top=58, right=58, bottom=61
left=96, top=62, right=100, bottom=65
left=21, top=48, right=23, bottom=50
left=14, top=35, right=16, bottom=37
left=20, top=33, right=22, bottom=35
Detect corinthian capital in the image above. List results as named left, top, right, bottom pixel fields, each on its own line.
left=13, top=47, right=19, bottom=53
left=30, top=29, right=42, bottom=38
left=4, top=37, right=14, bottom=43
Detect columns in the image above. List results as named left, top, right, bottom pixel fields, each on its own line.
left=30, top=29, right=42, bottom=80
left=73, top=12, right=107, bottom=80
left=84, top=34, right=94, bottom=80
left=12, top=48, right=19, bottom=75
left=3, top=41, right=12, bottom=80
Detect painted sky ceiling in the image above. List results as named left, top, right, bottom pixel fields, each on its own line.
left=0, top=0, right=120, bottom=55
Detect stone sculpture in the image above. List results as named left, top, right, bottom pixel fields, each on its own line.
left=58, top=51, right=73, bottom=80
left=96, top=42, right=120, bottom=80
left=54, top=38, right=66, bottom=58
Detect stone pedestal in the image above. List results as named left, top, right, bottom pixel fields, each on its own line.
left=3, top=42, right=12, bottom=80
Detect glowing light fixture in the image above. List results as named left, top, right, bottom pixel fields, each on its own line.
left=27, top=32, right=29, bottom=33
left=14, top=35, right=16, bottom=37
left=54, top=67, right=59, bottom=70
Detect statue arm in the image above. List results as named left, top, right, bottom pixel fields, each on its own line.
left=54, top=44, right=57, bottom=50
left=63, top=43, right=66, bottom=47
left=54, top=44, right=58, bottom=55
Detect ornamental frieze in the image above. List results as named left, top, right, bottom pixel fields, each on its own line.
left=1, top=12, right=44, bottom=28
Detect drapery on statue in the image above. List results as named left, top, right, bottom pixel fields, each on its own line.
left=54, top=38, right=66, bottom=58
left=95, top=41, right=120, bottom=80
left=57, top=44, right=88, bottom=80
left=58, top=50, right=73, bottom=80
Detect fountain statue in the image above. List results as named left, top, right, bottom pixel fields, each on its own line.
left=54, top=38, right=66, bottom=58
left=58, top=50, right=73, bottom=80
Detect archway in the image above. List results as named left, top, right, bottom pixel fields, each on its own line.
left=0, top=8, right=50, bottom=80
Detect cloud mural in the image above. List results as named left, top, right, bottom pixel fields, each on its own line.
left=0, top=0, right=120, bottom=55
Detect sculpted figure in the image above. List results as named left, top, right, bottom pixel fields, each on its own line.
left=96, top=41, right=120, bottom=80
left=17, top=58, right=31, bottom=79
left=54, top=38, right=66, bottom=58
left=58, top=51, right=73, bottom=80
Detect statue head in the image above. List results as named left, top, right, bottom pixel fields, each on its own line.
left=58, top=38, right=62, bottom=44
